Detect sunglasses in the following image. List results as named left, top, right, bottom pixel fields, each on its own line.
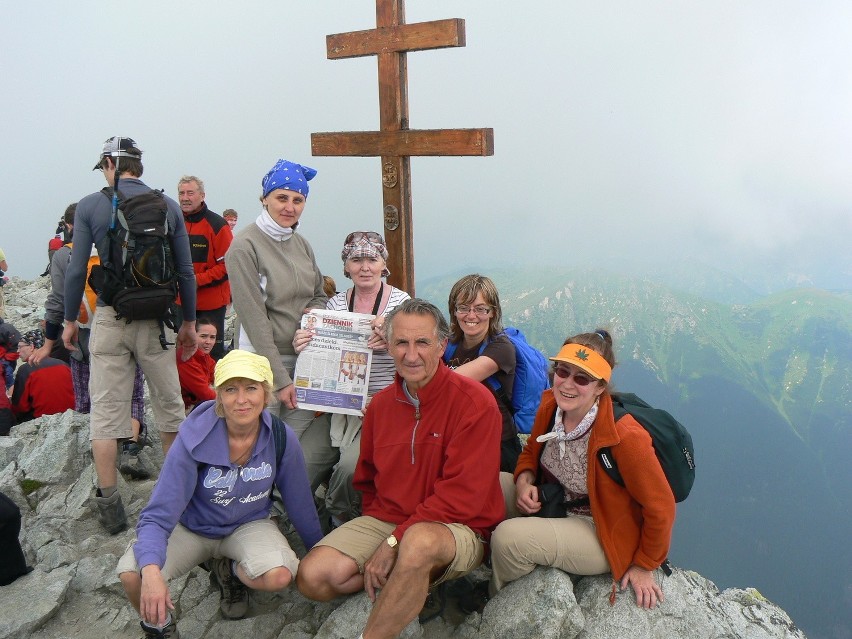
left=553, top=366, right=597, bottom=387
left=345, top=231, right=384, bottom=244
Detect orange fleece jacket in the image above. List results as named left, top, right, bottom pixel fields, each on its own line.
left=515, top=390, right=676, bottom=581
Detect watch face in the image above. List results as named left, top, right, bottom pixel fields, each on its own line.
left=387, top=535, right=398, bottom=547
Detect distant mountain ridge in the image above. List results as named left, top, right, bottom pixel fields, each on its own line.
left=419, top=267, right=851, bottom=639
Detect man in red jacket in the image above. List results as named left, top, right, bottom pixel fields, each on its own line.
left=11, top=330, right=74, bottom=423
left=297, top=299, right=505, bottom=639
left=177, top=176, right=233, bottom=360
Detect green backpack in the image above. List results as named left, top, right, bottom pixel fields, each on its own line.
left=599, top=392, right=696, bottom=503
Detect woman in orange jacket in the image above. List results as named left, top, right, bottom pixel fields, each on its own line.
left=489, top=330, right=675, bottom=609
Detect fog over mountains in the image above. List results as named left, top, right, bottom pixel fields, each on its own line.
left=420, top=266, right=851, bottom=639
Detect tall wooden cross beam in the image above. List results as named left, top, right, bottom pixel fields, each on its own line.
left=311, top=0, right=494, bottom=295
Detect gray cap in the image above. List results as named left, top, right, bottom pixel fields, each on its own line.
left=92, top=136, right=142, bottom=170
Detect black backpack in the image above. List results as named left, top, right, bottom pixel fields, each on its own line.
left=599, top=392, right=696, bottom=503
left=93, top=187, right=179, bottom=347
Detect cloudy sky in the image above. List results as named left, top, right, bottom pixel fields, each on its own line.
left=2, top=1, right=851, bottom=291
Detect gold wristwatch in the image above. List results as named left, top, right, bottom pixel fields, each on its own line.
left=386, top=534, right=398, bottom=549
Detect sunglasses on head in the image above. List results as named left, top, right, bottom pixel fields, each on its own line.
left=553, top=366, right=598, bottom=386
left=345, top=231, right=383, bottom=244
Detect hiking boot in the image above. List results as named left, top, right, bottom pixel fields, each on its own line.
left=418, top=582, right=446, bottom=624
left=140, top=619, right=178, bottom=638
left=119, top=441, right=152, bottom=480
left=457, top=580, right=490, bottom=615
left=210, top=557, right=249, bottom=619
left=94, top=489, right=128, bottom=535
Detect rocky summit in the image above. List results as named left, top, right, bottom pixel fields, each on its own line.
left=1, top=275, right=808, bottom=639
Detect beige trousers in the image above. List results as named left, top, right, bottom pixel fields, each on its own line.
left=489, top=472, right=610, bottom=593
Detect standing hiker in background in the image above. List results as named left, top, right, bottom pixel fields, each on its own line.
left=176, top=176, right=233, bottom=360
left=0, top=246, right=8, bottom=318
left=62, top=136, right=198, bottom=535
left=30, top=202, right=151, bottom=480
left=488, top=330, right=675, bottom=609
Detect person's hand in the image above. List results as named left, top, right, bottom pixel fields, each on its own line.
left=139, top=565, right=174, bottom=627
left=292, top=328, right=314, bottom=354
left=515, top=471, right=541, bottom=514
left=30, top=342, right=54, bottom=366
left=176, top=322, right=197, bottom=361
left=363, top=539, right=398, bottom=602
left=61, top=323, right=79, bottom=352
left=278, top=384, right=298, bottom=410
left=367, top=317, right=387, bottom=351
left=621, top=565, right=664, bottom=609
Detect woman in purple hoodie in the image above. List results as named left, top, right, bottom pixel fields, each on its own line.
left=117, top=350, right=323, bottom=639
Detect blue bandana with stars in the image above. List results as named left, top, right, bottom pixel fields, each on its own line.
left=261, top=159, right=317, bottom=198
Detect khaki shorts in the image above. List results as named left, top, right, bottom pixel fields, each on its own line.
left=316, top=515, right=484, bottom=586
left=89, top=307, right=185, bottom=439
left=116, top=519, right=299, bottom=581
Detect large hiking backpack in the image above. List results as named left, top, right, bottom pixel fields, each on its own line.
left=94, top=187, right=178, bottom=345
left=599, top=392, right=696, bottom=502
left=444, top=326, right=550, bottom=433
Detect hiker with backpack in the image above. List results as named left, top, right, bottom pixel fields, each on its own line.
left=31, top=202, right=150, bottom=480
left=117, top=350, right=323, bottom=637
left=488, top=330, right=676, bottom=610
left=61, top=136, right=199, bottom=535
left=444, top=274, right=526, bottom=472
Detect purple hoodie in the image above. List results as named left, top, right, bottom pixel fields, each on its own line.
left=133, top=401, right=323, bottom=570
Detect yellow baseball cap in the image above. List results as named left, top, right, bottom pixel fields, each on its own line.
left=214, top=350, right=274, bottom=388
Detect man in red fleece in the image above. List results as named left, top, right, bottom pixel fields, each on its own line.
left=297, top=299, right=505, bottom=639
left=176, top=176, right=233, bottom=360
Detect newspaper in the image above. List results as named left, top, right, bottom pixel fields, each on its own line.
left=293, top=309, right=375, bottom=415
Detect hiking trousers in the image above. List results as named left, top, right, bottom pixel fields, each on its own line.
left=88, top=307, right=184, bottom=439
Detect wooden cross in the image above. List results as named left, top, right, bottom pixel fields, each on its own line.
left=311, top=0, right=494, bottom=295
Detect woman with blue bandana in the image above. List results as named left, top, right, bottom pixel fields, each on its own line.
left=225, top=159, right=332, bottom=492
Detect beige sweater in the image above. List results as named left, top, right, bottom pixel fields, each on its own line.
left=226, top=224, right=326, bottom=389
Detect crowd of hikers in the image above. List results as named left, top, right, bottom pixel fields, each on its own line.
left=0, top=136, right=692, bottom=639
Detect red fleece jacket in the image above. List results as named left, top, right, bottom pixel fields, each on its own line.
left=179, top=205, right=233, bottom=311
left=355, top=363, right=505, bottom=543
left=11, top=358, right=75, bottom=422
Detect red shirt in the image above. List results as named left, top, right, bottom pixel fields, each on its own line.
left=176, top=347, right=216, bottom=409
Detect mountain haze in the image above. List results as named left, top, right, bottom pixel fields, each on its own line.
left=420, top=267, right=851, bottom=639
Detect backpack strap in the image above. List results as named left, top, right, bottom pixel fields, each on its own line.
left=271, top=414, right=287, bottom=467
left=597, top=394, right=627, bottom=488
